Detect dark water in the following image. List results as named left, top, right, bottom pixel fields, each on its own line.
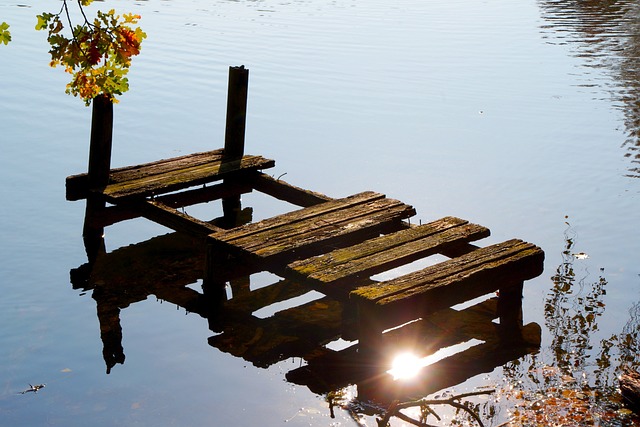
left=1, top=0, right=639, bottom=425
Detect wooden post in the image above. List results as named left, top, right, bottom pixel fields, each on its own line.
left=356, top=302, right=387, bottom=401
left=222, top=66, right=249, bottom=224
left=497, top=282, right=524, bottom=340
left=223, top=65, right=249, bottom=158
left=83, top=95, right=114, bottom=262
left=87, top=94, right=114, bottom=189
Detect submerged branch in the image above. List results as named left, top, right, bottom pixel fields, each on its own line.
left=376, top=390, right=495, bottom=427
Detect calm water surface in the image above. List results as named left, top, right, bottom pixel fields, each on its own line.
left=1, top=0, right=639, bottom=425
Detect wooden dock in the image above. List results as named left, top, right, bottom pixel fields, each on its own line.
left=68, top=66, right=545, bottom=401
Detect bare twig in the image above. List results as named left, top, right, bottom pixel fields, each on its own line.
left=377, top=390, right=494, bottom=427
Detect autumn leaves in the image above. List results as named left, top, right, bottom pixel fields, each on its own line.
left=36, top=1, right=146, bottom=105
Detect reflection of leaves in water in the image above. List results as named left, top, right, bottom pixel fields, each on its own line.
left=497, top=219, right=640, bottom=426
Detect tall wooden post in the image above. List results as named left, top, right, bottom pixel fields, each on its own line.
left=222, top=66, right=249, bottom=225
left=83, top=94, right=114, bottom=262
left=223, top=65, right=249, bottom=158
left=87, top=94, right=114, bottom=189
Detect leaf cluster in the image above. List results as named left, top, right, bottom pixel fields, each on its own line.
left=0, top=21, right=10, bottom=45
left=36, top=0, right=146, bottom=105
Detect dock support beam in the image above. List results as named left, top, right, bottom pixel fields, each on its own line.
left=498, top=282, right=524, bottom=340
left=222, top=66, right=249, bottom=226
left=83, top=94, right=114, bottom=262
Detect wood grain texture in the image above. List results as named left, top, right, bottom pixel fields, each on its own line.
left=351, top=239, right=544, bottom=312
left=66, top=150, right=274, bottom=201
left=287, top=217, right=490, bottom=289
left=209, top=192, right=416, bottom=261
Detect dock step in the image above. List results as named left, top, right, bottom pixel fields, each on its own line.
left=208, top=191, right=416, bottom=264
left=350, top=238, right=544, bottom=314
left=66, top=149, right=275, bottom=202
left=286, top=216, right=490, bottom=297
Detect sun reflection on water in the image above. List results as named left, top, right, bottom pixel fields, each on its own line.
left=388, top=352, right=425, bottom=380
left=388, top=339, right=486, bottom=381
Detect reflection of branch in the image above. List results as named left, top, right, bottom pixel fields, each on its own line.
left=376, top=390, right=494, bottom=427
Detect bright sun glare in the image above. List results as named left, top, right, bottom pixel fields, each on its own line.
left=387, top=340, right=486, bottom=381
left=388, top=352, right=425, bottom=380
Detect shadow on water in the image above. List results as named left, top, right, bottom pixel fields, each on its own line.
left=69, top=201, right=545, bottom=424
left=538, top=0, right=640, bottom=177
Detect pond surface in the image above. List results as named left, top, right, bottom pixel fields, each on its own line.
left=1, top=0, right=640, bottom=425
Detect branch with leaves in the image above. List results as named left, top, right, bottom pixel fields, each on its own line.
left=35, top=0, right=146, bottom=105
left=376, top=390, right=495, bottom=427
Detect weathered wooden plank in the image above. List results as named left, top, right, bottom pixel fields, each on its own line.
left=89, top=181, right=254, bottom=227
left=209, top=191, right=385, bottom=243
left=287, top=217, right=490, bottom=288
left=236, top=197, right=413, bottom=252
left=138, top=200, right=224, bottom=236
left=100, top=155, right=275, bottom=202
left=351, top=239, right=544, bottom=311
left=251, top=173, right=334, bottom=207
left=66, top=149, right=226, bottom=200
left=219, top=198, right=415, bottom=261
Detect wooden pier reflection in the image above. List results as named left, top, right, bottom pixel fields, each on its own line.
left=71, top=222, right=541, bottom=402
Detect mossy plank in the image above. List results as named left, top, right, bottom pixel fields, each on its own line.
left=101, top=155, right=274, bottom=202
left=238, top=198, right=414, bottom=254
left=351, top=239, right=544, bottom=312
left=211, top=197, right=415, bottom=262
left=210, top=191, right=386, bottom=242
left=66, top=149, right=227, bottom=200
left=287, top=217, right=490, bottom=288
